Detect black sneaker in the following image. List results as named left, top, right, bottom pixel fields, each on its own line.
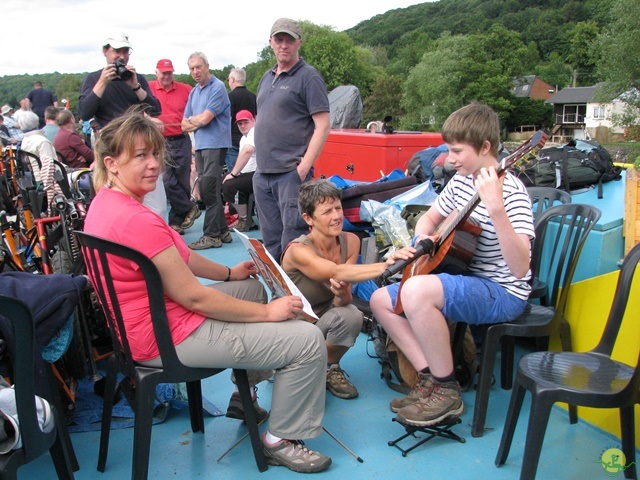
left=262, top=435, right=332, bottom=473
left=225, top=390, right=269, bottom=424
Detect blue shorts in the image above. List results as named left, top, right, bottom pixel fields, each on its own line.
left=385, top=273, right=526, bottom=325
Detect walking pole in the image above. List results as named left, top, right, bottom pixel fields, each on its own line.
left=217, top=417, right=268, bottom=463
left=323, top=426, right=364, bottom=463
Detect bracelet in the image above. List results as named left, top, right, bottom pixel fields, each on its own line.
left=230, top=172, right=239, bottom=178
left=224, top=266, right=231, bottom=282
left=132, top=83, right=142, bottom=92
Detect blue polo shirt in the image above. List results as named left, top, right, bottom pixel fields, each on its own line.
left=184, top=75, right=231, bottom=151
left=255, top=58, right=329, bottom=173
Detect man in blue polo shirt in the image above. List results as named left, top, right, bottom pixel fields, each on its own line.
left=182, top=52, right=232, bottom=250
left=253, top=18, right=330, bottom=262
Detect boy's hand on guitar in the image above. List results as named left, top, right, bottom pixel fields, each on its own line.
left=474, top=166, right=505, bottom=214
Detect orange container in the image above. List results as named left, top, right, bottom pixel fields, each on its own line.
left=315, top=129, right=443, bottom=182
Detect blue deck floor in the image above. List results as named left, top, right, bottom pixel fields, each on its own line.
left=23, top=213, right=635, bottom=480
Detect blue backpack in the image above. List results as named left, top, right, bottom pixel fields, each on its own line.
left=406, top=144, right=452, bottom=193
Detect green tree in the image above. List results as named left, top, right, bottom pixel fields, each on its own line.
left=362, top=74, right=405, bottom=126
left=401, top=25, right=530, bottom=130
left=566, top=21, right=600, bottom=86
left=596, top=0, right=640, bottom=134
left=298, top=22, right=372, bottom=92
left=535, top=52, right=573, bottom=89
left=401, top=33, right=471, bottom=130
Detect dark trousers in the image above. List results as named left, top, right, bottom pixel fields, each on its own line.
left=222, top=171, right=254, bottom=205
left=164, top=135, right=194, bottom=226
left=195, top=148, right=227, bottom=238
left=252, top=169, right=312, bottom=262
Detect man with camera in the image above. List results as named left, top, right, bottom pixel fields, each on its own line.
left=78, top=32, right=161, bottom=129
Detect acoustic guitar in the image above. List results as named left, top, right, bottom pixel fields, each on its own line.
left=394, top=130, right=548, bottom=315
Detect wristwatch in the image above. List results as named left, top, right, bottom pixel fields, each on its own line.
left=132, top=83, right=142, bottom=92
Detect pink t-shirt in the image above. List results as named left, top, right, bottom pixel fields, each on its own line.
left=84, top=187, right=205, bottom=361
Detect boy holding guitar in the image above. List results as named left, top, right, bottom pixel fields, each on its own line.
left=370, top=102, right=536, bottom=427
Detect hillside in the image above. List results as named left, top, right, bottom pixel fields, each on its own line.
left=347, top=0, right=613, bottom=60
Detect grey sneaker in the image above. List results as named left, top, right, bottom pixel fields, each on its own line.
left=389, top=372, right=434, bottom=413
left=326, top=364, right=358, bottom=399
left=396, top=380, right=464, bottom=427
left=262, top=435, right=332, bottom=473
left=220, top=231, right=233, bottom=243
left=188, top=235, right=221, bottom=250
left=180, top=205, right=202, bottom=230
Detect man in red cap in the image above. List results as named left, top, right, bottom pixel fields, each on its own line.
left=222, top=110, right=257, bottom=231
left=149, top=59, right=201, bottom=234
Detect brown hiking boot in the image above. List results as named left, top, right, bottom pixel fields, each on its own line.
left=389, top=372, right=434, bottom=413
left=220, top=231, right=233, bottom=243
left=225, top=389, right=269, bottom=424
left=180, top=205, right=201, bottom=230
left=326, top=364, right=358, bottom=399
left=396, top=380, right=464, bottom=427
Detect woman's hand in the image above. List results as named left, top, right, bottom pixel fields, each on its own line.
left=385, top=246, right=416, bottom=267
left=230, top=260, right=258, bottom=281
left=329, top=278, right=352, bottom=307
left=266, top=295, right=303, bottom=322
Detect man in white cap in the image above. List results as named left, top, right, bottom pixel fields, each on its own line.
left=253, top=18, right=330, bottom=263
left=77, top=32, right=161, bottom=129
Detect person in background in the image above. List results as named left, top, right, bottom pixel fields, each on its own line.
left=369, top=102, right=534, bottom=428
left=77, top=32, right=161, bottom=129
left=1, top=105, right=23, bottom=143
left=26, top=81, right=58, bottom=128
left=149, top=58, right=200, bottom=235
left=224, top=68, right=256, bottom=172
left=253, top=18, right=330, bottom=262
left=13, top=98, right=32, bottom=132
left=182, top=52, right=232, bottom=250
left=281, top=179, right=413, bottom=400
left=41, top=106, right=60, bottom=143
left=222, top=110, right=257, bottom=232
left=0, top=115, right=17, bottom=146
left=54, top=109, right=95, bottom=169
left=85, top=111, right=332, bottom=474
left=77, top=31, right=164, bottom=217
left=18, top=111, right=64, bottom=214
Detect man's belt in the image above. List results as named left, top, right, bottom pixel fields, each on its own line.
left=165, top=134, right=186, bottom=141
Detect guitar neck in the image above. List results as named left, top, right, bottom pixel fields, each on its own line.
left=434, top=130, right=548, bottom=247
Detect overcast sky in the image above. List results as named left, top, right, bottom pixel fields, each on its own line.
left=4, top=0, right=429, bottom=77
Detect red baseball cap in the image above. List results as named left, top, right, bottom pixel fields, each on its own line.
left=156, top=59, right=174, bottom=72
left=235, top=110, right=255, bottom=122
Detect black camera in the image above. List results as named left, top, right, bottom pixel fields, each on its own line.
left=114, top=58, right=132, bottom=80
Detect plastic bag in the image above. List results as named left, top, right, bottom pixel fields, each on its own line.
left=360, top=200, right=412, bottom=251
left=388, top=181, right=438, bottom=211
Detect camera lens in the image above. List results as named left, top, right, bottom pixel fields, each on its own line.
left=114, top=59, right=132, bottom=80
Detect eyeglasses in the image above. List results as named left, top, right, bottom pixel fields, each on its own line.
left=111, top=47, right=131, bottom=55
